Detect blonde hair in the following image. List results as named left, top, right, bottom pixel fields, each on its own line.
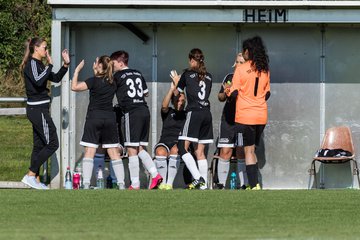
left=96, top=55, right=114, bottom=84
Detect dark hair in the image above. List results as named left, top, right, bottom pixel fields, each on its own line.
left=110, top=50, right=129, bottom=65
left=96, top=55, right=114, bottom=84
left=20, top=37, right=46, bottom=75
left=242, top=36, right=269, bottom=74
left=188, top=48, right=206, bottom=81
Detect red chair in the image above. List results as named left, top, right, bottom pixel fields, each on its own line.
left=309, top=126, right=360, bottom=189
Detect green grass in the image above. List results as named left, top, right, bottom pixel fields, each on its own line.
left=0, top=190, right=360, bottom=239
left=0, top=115, right=32, bottom=181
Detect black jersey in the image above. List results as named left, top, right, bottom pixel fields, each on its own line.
left=177, top=69, right=212, bottom=111
left=23, top=57, right=68, bottom=105
left=85, top=76, right=116, bottom=118
left=114, top=68, right=149, bottom=112
left=159, top=107, right=187, bottom=142
left=219, top=73, right=236, bottom=125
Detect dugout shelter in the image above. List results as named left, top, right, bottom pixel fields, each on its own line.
left=47, top=0, right=360, bottom=189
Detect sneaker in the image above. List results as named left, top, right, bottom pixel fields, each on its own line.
left=158, top=183, right=167, bottom=190
left=83, top=183, right=90, bottom=190
left=21, top=175, right=43, bottom=190
left=118, top=183, right=125, bottom=190
left=164, top=184, right=173, bottom=190
left=128, top=185, right=140, bottom=190
left=149, top=174, right=163, bottom=189
left=39, top=183, right=50, bottom=190
left=187, top=177, right=206, bottom=190
left=246, top=183, right=261, bottom=190
left=200, top=184, right=208, bottom=190
left=217, top=183, right=225, bottom=190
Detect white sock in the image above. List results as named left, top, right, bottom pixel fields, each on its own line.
left=218, top=158, right=230, bottom=186
left=167, top=155, right=180, bottom=186
left=154, top=156, right=167, bottom=180
left=238, top=159, right=248, bottom=186
left=128, top=156, right=140, bottom=188
left=138, top=149, right=158, bottom=178
left=197, top=159, right=208, bottom=185
left=93, top=153, right=105, bottom=180
left=82, top=158, right=94, bottom=185
left=111, top=159, right=124, bottom=185
left=182, top=152, right=201, bottom=180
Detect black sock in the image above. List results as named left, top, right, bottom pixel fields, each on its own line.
left=246, top=164, right=258, bottom=188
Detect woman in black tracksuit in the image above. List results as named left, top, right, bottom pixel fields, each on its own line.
left=20, top=37, right=70, bottom=190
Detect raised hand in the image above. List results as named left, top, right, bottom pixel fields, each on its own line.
left=62, top=49, right=70, bottom=64
left=93, top=57, right=99, bottom=75
left=46, top=50, right=53, bottom=65
left=75, top=60, right=85, bottom=73
left=169, top=70, right=180, bottom=88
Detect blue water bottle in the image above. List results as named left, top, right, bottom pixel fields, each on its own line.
left=230, top=172, right=237, bottom=190
left=65, top=167, right=73, bottom=190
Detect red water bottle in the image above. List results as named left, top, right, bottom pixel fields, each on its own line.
left=73, top=172, right=80, bottom=189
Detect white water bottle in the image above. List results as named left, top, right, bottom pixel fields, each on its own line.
left=96, top=165, right=104, bottom=189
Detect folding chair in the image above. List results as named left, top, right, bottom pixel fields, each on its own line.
left=309, top=126, right=360, bottom=189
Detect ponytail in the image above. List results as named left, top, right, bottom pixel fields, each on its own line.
left=188, top=48, right=206, bottom=81
left=95, top=55, right=114, bottom=84
left=20, top=37, right=46, bottom=79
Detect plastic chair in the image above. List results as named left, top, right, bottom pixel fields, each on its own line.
left=309, top=126, right=360, bottom=189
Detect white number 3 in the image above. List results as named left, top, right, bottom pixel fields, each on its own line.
left=126, top=78, right=144, bottom=98
left=198, top=81, right=206, bottom=100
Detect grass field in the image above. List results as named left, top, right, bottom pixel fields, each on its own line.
left=0, top=189, right=360, bottom=240
left=0, top=115, right=32, bottom=181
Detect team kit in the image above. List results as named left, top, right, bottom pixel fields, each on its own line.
left=21, top=37, right=270, bottom=190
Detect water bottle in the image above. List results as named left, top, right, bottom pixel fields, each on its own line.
left=96, top=165, right=104, bottom=189
left=106, top=174, right=113, bottom=189
left=65, top=167, right=72, bottom=190
left=230, top=172, right=237, bottom=190
left=75, top=162, right=83, bottom=189
left=73, top=169, right=80, bottom=190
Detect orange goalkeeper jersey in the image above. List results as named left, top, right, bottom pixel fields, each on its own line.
left=228, top=61, right=270, bottom=125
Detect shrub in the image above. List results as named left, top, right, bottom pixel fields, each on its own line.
left=0, top=0, right=51, bottom=96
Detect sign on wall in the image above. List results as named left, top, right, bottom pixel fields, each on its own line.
left=244, top=9, right=288, bottom=23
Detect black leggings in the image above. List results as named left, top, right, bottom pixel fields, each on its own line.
left=26, top=105, right=59, bottom=174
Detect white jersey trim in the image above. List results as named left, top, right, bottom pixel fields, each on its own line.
left=41, top=113, right=49, bottom=144
left=199, top=139, right=214, bottom=144
left=31, top=59, right=49, bottom=81
left=139, top=141, right=149, bottom=146
left=124, top=142, right=140, bottom=147
left=178, top=136, right=198, bottom=142
left=102, top=143, right=120, bottom=148
left=27, top=100, right=50, bottom=105
left=217, top=143, right=235, bottom=148
left=80, top=141, right=99, bottom=148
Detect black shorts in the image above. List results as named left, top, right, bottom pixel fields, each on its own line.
left=153, top=140, right=178, bottom=155
left=123, top=105, right=150, bottom=147
left=80, top=117, right=120, bottom=148
left=234, top=123, right=265, bottom=147
left=179, top=110, right=213, bottom=144
left=217, top=116, right=236, bottom=148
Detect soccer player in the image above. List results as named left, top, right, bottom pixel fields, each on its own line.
left=171, top=48, right=213, bottom=190
left=110, top=50, right=162, bottom=190
left=20, top=37, right=70, bottom=190
left=154, top=77, right=186, bottom=190
left=225, top=36, right=271, bottom=190
left=71, top=56, right=125, bottom=190
left=216, top=54, right=248, bottom=189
